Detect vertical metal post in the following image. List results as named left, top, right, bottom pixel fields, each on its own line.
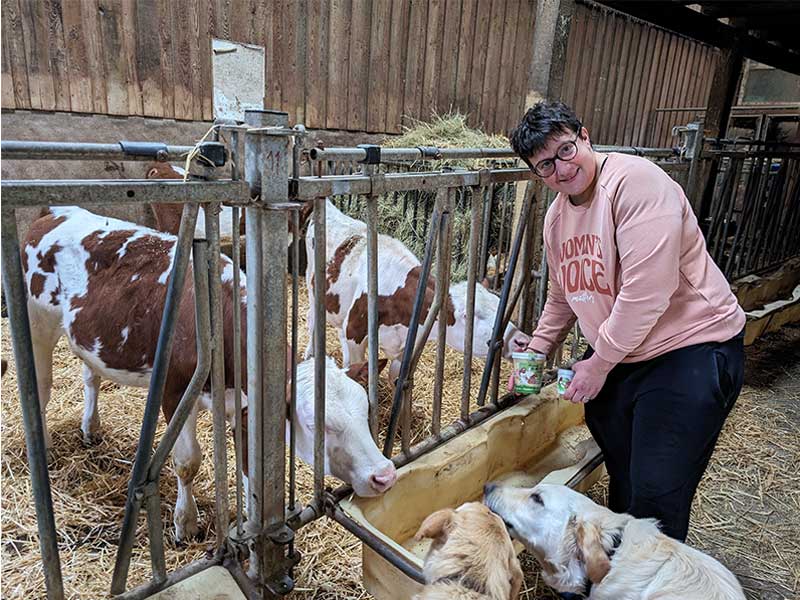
left=289, top=209, right=299, bottom=516
left=144, top=489, right=167, bottom=584
left=432, top=189, right=453, bottom=436
left=478, top=184, right=494, bottom=281
left=205, top=204, right=229, bottom=550
left=460, top=186, right=483, bottom=419
left=111, top=203, right=198, bottom=595
left=230, top=133, right=245, bottom=537
left=312, top=195, right=327, bottom=509
left=244, top=109, right=291, bottom=596
left=365, top=164, right=381, bottom=440
left=493, top=184, right=510, bottom=291
left=1, top=210, right=64, bottom=600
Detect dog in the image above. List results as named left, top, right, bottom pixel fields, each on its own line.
left=413, top=501, right=524, bottom=600
left=483, top=483, right=745, bottom=600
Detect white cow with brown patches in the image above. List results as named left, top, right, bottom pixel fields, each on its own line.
left=23, top=207, right=396, bottom=541
left=304, top=199, right=532, bottom=383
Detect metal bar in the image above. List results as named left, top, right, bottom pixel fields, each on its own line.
left=493, top=185, right=510, bottom=291
left=259, top=113, right=292, bottom=592
left=1, top=140, right=196, bottom=161
left=1, top=179, right=246, bottom=209
left=289, top=208, right=300, bottom=526
left=705, top=150, right=800, bottom=158
left=205, top=204, right=229, bottom=550
left=715, top=158, right=743, bottom=267
left=307, top=145, right=675, bottom=163
left=309, top=146, right=518, bottom=162
left=478, top=184, right=494, bottom=281
left=329, top=506, right=426, bottom=584
left=293, top=169, right=533, bottom=200
left=460, top=186, right=483, bottom=420
left=432, top=190, right=453, bottom=436
left=476, top=196, right=531, bottom=407
left=383, top=207, right=443, bottom=456
left=112, top=556, right=224, bottom=600
left=111, top=203, right=198, bottom=595
left=312, top=195, right=327, bottom=509
left=365, top=168, right=381, bottom=440
left=725, top=156, right=761, bottom=277
left=144, top=489, right=167, bottom=585
left=0, top=210, right=65, bottom=600
left=231, top=205, right=244, bottom=537
left=146, top=241, right=211, bottom=480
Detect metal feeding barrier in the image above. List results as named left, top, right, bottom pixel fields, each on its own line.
left=2, top=115, right=722, bottom=598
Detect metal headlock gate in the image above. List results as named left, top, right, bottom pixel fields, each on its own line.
left=3, top=111, right=731, bottom=599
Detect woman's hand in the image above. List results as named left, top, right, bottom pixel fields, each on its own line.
left=562, top=353, right=615, bottom=403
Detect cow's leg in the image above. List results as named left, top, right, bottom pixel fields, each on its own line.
left=81, top=363, right=102, bottom=445
left=303, top=288, right=315, bottom=360
left=172, top=399, right=202, bottom=542
left=389, top=359, right=402, bottom=391
left=28, top=303, right=62, bottom=456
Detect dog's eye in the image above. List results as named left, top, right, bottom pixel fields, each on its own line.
left=530, top=492, right=544, bottom=505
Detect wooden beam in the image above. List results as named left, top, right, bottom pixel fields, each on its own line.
left=525, top=0, right=575, bottom=106
left=693, top=45, right=743, bottom=219
left=596, top=1, right=800, bottom=74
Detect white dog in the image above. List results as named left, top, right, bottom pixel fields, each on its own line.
left=483, top=483, right=745, bottom=600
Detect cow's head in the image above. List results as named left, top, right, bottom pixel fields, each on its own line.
left=293, top=356, right=396, bottom=496
left=447, top=281, right=531, bottom=359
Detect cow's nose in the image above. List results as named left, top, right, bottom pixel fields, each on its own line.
left=369, top=465, right=397, bottom=493
left=484, top=482, right=497, bottom=498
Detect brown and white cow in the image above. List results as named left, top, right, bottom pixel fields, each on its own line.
left=23, top=206, right=396, bottom=541
left=304, top=199, right=532, bottom=383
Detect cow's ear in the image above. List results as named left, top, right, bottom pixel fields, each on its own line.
left=147, top=167, right=159, bottom=179
left=481, top=277, right=491, bottom=289
left=346, top=359, right=387, bottom=386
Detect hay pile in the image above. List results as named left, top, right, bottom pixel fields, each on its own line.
left=335, top=113, right=520, bottom=282
left=2, top=286, right=798, bottom=600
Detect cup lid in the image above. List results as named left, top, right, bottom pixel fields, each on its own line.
left=511, top=352, right=535, bottom=360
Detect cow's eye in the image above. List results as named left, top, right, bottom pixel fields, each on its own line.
left=530, top=492, right=544, bottom=506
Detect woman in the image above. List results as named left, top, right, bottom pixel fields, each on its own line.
left=509, top=101, right=745, bottom=543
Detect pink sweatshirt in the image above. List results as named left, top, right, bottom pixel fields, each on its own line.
left=530, top=152, right=745, bottom=364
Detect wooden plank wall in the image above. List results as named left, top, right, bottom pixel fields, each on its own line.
left=562, top=2, right=719, bottom=147
left=0, top=0, right=716, bottom=144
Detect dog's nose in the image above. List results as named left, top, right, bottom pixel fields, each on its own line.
left=483, top=482, right=497, bottom=497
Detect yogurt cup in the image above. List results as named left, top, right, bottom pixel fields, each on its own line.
left=512, top=352, right=546, bottom=395
left=557, top=368, right=575, bottom=395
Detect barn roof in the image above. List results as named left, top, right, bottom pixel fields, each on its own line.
left=595, top=1, right=800, bottom=75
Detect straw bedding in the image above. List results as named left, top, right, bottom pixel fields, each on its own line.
left=2, top=284, right=798, bottom=599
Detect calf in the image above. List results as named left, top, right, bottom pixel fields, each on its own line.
left=23, top=207, right=396, bottom=541
left=304, top=199, right=531, bottom=383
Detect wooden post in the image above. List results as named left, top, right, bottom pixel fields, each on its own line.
left=693, top=44, right=744, bottom=222
left=510, top=0, right=574, bottom=331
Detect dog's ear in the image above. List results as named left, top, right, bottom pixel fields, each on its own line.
left=507, top=553, right=523, bottom=600
left=576, top=518, right=612, bottom=584
left=414, top=508, right=456, bottom=542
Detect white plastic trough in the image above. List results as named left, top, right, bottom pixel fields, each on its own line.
left=340, top=384, right=605, bottom=599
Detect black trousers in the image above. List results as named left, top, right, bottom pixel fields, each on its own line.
left=583, top=330, right=744, bottom=541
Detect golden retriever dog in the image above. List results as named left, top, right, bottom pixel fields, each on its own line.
left=413, top=501, right=524, bottom=600
left=483, top=483, right=745, bottom=600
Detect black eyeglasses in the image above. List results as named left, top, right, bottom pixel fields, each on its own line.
left=531, top=128, right=582, bottom=178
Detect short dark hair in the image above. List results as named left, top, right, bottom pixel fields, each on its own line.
left=510, top=102, right=582, bottom=167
